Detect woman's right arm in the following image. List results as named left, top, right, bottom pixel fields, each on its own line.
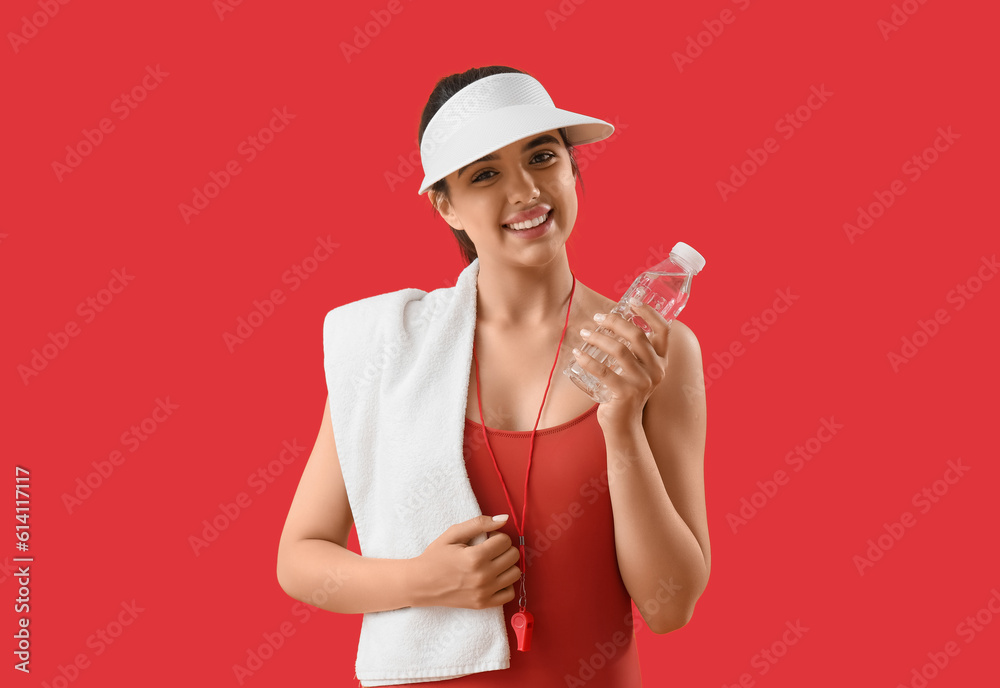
left=276, top=396, right=424, bottom=614
left=276, top=396, right=521, bottom=615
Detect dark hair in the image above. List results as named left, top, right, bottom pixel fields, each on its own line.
left=418, top=66, right=585, bottom=266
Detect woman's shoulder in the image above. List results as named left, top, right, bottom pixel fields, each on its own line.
left=577, top=282, right=618, bottom=315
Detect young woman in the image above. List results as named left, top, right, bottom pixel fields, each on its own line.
left=277, top=66, right=710, bottom=686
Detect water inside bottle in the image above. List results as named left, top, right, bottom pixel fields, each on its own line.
left=564, top=268, right=693, bottom=403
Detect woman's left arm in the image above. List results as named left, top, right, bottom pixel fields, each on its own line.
left=573, top=301, right=710, bottom=634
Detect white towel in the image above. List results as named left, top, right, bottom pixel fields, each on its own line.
left=322, top=257, right=511, bottom=686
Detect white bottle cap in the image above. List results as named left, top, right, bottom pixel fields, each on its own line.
left=670, top=242, right=706, bottom=274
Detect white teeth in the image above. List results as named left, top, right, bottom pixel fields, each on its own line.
left=505, top=212, right=549, bottom=230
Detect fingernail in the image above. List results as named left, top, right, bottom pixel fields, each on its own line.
left=628, top=296, right=642, bottom=307
left=593, top=313, right=606, bottom=322
left=493, top=514, right=509, bottom=521
left=580, top=328, right=591, bottom=337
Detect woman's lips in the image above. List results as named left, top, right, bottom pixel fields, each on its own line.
left=501, top=204, right=552, bottom=227
left=502, top=209, right=554, bottom=239
left=502, top=209, right=551, bottom=230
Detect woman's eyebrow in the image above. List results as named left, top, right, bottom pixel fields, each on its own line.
left=457, top=134, right=561, bottom=179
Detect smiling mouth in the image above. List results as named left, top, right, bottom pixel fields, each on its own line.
left=502, top=210, right=552, bottom=230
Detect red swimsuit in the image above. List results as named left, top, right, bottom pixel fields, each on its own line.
left=390, top=402, right=644, bottom=687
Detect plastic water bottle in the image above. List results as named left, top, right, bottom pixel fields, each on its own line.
left=564, top=242, right=706, bottom=403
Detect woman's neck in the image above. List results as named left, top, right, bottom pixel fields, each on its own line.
left=474, top=254, right=576, bottom=329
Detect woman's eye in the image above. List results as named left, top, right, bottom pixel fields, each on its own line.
left=471, top=152, right=557, bottom=183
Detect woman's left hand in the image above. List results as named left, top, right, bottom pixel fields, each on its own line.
left=573, top=297, right=673, bottom=429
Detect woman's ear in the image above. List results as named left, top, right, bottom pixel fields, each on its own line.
left=430, top=190, right=464, bottom=231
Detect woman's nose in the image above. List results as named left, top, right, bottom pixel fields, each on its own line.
left=505, top=166, right=539, bottom=203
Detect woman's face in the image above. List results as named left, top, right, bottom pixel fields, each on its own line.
left=431, top=129, right=579, bottom=262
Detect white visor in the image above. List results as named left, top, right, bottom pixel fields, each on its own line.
left=417, top=72, right=615, bottom=195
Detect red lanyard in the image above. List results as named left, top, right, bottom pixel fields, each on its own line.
left=471, top=271, right=576, bottom=652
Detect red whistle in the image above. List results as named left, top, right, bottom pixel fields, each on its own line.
left=511, top=610, right=533, bottom=651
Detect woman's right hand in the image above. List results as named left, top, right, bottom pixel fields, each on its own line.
left=413, top=514, right=521, bottom=610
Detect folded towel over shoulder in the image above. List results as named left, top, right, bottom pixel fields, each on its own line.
left=322, top=257, right=510, bottom=686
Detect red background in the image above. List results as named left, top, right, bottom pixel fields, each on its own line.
left=3, top=0, right=998, bottom=686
